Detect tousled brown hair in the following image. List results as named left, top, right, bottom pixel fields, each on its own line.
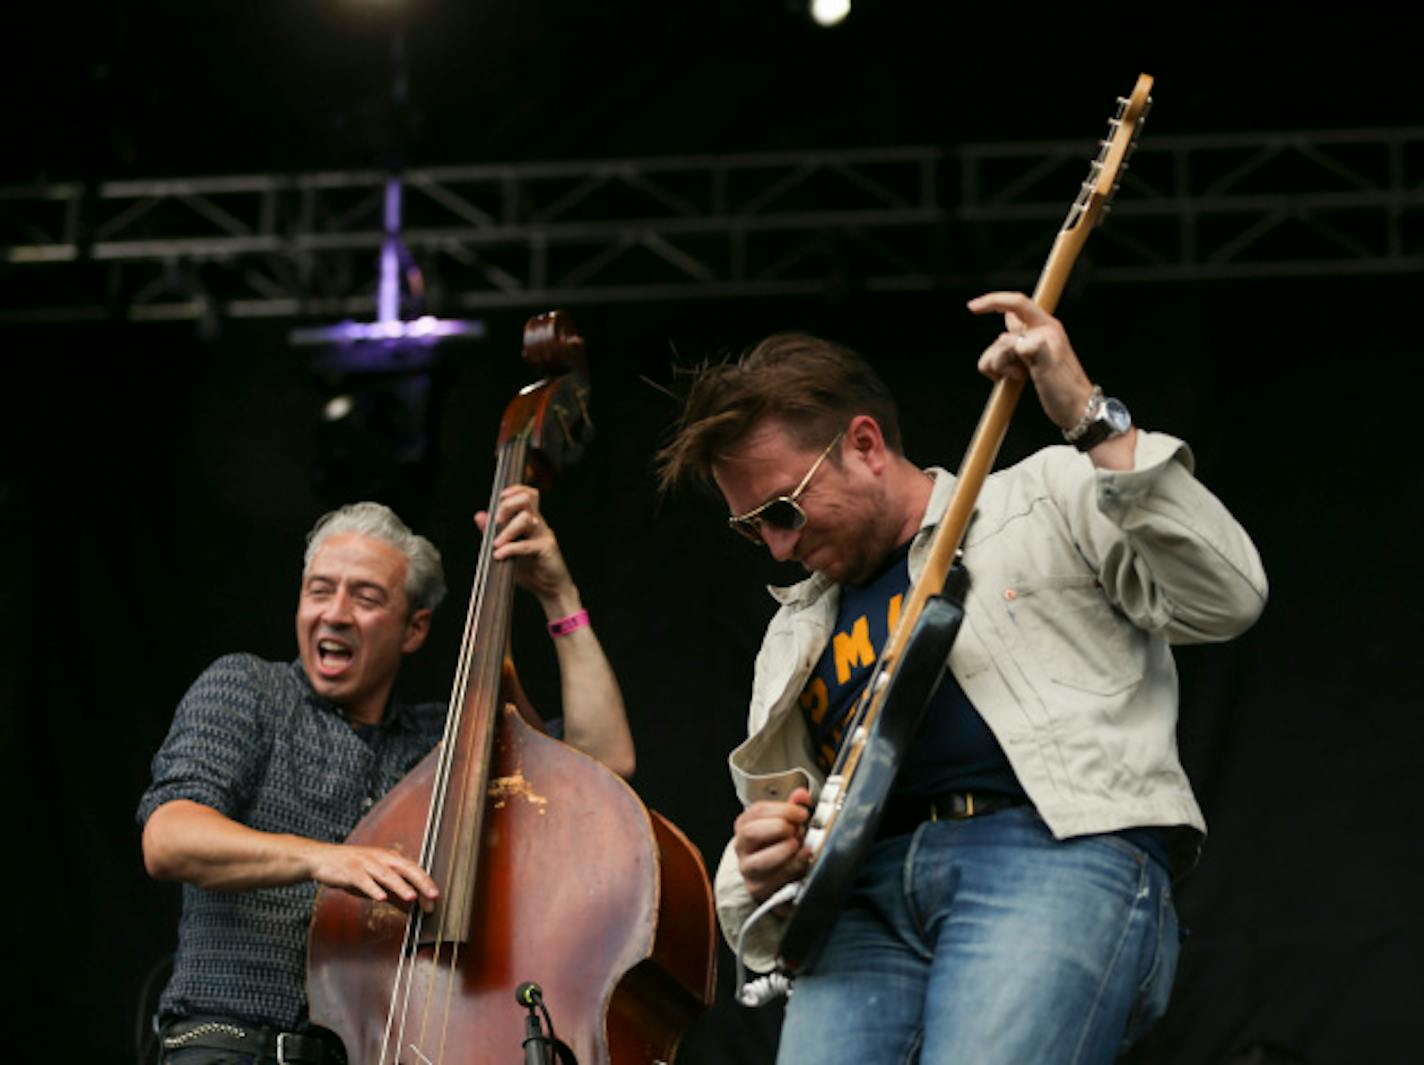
left=655, top=332, right=902, bottom=492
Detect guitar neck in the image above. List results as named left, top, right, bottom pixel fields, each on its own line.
left=877, top=74, right=1151, bottom=668
left=898, top=224, right=1089, bottom=622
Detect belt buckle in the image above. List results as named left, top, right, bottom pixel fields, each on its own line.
left=942, top=791, right=973, bottom=820
left=929, top=792, right=976, bottom=821
left=277, top=1031, right=295, bottom=1065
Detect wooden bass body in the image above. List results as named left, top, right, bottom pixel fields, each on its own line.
left=309, top=701, right=716, bottom=1064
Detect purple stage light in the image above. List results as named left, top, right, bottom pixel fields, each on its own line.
left=289, top=315, right=486, bottom=346
left=288, top=171, right=485, bottom=370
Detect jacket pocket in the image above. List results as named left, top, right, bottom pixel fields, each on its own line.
left=1001, top=575, right=1144, bottom=696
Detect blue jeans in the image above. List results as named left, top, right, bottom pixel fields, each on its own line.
left=776, top=807, right=1179, bottom=1065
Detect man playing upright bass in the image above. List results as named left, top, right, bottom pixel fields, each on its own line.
left=139, top=491, right=633, bottom=1064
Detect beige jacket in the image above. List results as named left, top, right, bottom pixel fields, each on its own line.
left=716, top=431, right=1268, bottom=971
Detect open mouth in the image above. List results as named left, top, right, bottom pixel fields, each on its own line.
left=315, top=637, right=354, bottom=677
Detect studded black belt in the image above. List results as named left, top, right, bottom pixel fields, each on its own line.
left=161, top=1017, right=346, bottom=1065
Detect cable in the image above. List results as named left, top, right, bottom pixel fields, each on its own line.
left=733, top=882, right=800, bottom=1006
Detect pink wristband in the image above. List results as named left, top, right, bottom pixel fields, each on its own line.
left=547, top=608, right=590, bottom=637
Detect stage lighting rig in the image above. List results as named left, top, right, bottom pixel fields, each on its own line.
left=286, top=166, right=485, bottom=374
left=289, top=1, right=482, bottom=368
left=289, top=3, right=482, bottom=506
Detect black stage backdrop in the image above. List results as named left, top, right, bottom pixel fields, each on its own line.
left=4, top=271, right=1419, bottom=1064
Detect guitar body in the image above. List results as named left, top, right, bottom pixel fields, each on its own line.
left=777, top=574, right=968, bottom=975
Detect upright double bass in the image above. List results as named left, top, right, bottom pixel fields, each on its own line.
left=308, top=312, right=716, bottom=1064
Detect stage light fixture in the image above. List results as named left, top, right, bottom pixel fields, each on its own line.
left=810, top=0, right=851, bottom=27
left=323, top=395, right=355, bottom=422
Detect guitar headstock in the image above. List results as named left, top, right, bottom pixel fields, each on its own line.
left=1062, top=73, right=1153, bottom=234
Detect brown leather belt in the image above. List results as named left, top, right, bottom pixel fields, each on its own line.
left=875, top=790, right=1028, bottom=840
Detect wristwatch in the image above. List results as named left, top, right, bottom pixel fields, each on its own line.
left=1063, top=388, right=1132, bottom=452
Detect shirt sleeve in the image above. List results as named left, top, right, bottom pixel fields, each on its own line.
left=135, top=653, right=276, bottom=826
left=1055, top=431, right=1268, bottom=644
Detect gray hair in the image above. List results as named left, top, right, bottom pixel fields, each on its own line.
left=303, top=502, right=447, bottom=613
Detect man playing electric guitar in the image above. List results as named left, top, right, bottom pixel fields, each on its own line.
left=656, top=290, right=1267, bottom=1064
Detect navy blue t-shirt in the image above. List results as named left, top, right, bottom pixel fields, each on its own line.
left=799, top=541, right=1025, bottom=800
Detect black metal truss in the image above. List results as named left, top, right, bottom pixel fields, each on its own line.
left=3, top=128, right=1421, bottom=325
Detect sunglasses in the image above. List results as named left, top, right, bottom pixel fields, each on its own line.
left=728, top=429, right=845, bottom=544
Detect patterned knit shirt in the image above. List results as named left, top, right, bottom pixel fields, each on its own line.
left=136, top=653, right=446, bottom=1029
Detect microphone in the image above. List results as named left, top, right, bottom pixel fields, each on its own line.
left=517, top=981, right=551, bottom=1065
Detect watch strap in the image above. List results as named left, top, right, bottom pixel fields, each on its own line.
left=1069, top=395, right=1131, bottom=452
left=1062, top=386, right=1104, bottom=444
left=1071, top=413, right=1119, bottom=452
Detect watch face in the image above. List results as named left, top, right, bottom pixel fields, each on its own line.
left=1103, top=397, right=1132, bottom=433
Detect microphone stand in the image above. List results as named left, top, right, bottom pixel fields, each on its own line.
left=522, top=1008, right=552, bottom=1065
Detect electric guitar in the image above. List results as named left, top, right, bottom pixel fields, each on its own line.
left=742, top=73, right=1156, bottom=995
